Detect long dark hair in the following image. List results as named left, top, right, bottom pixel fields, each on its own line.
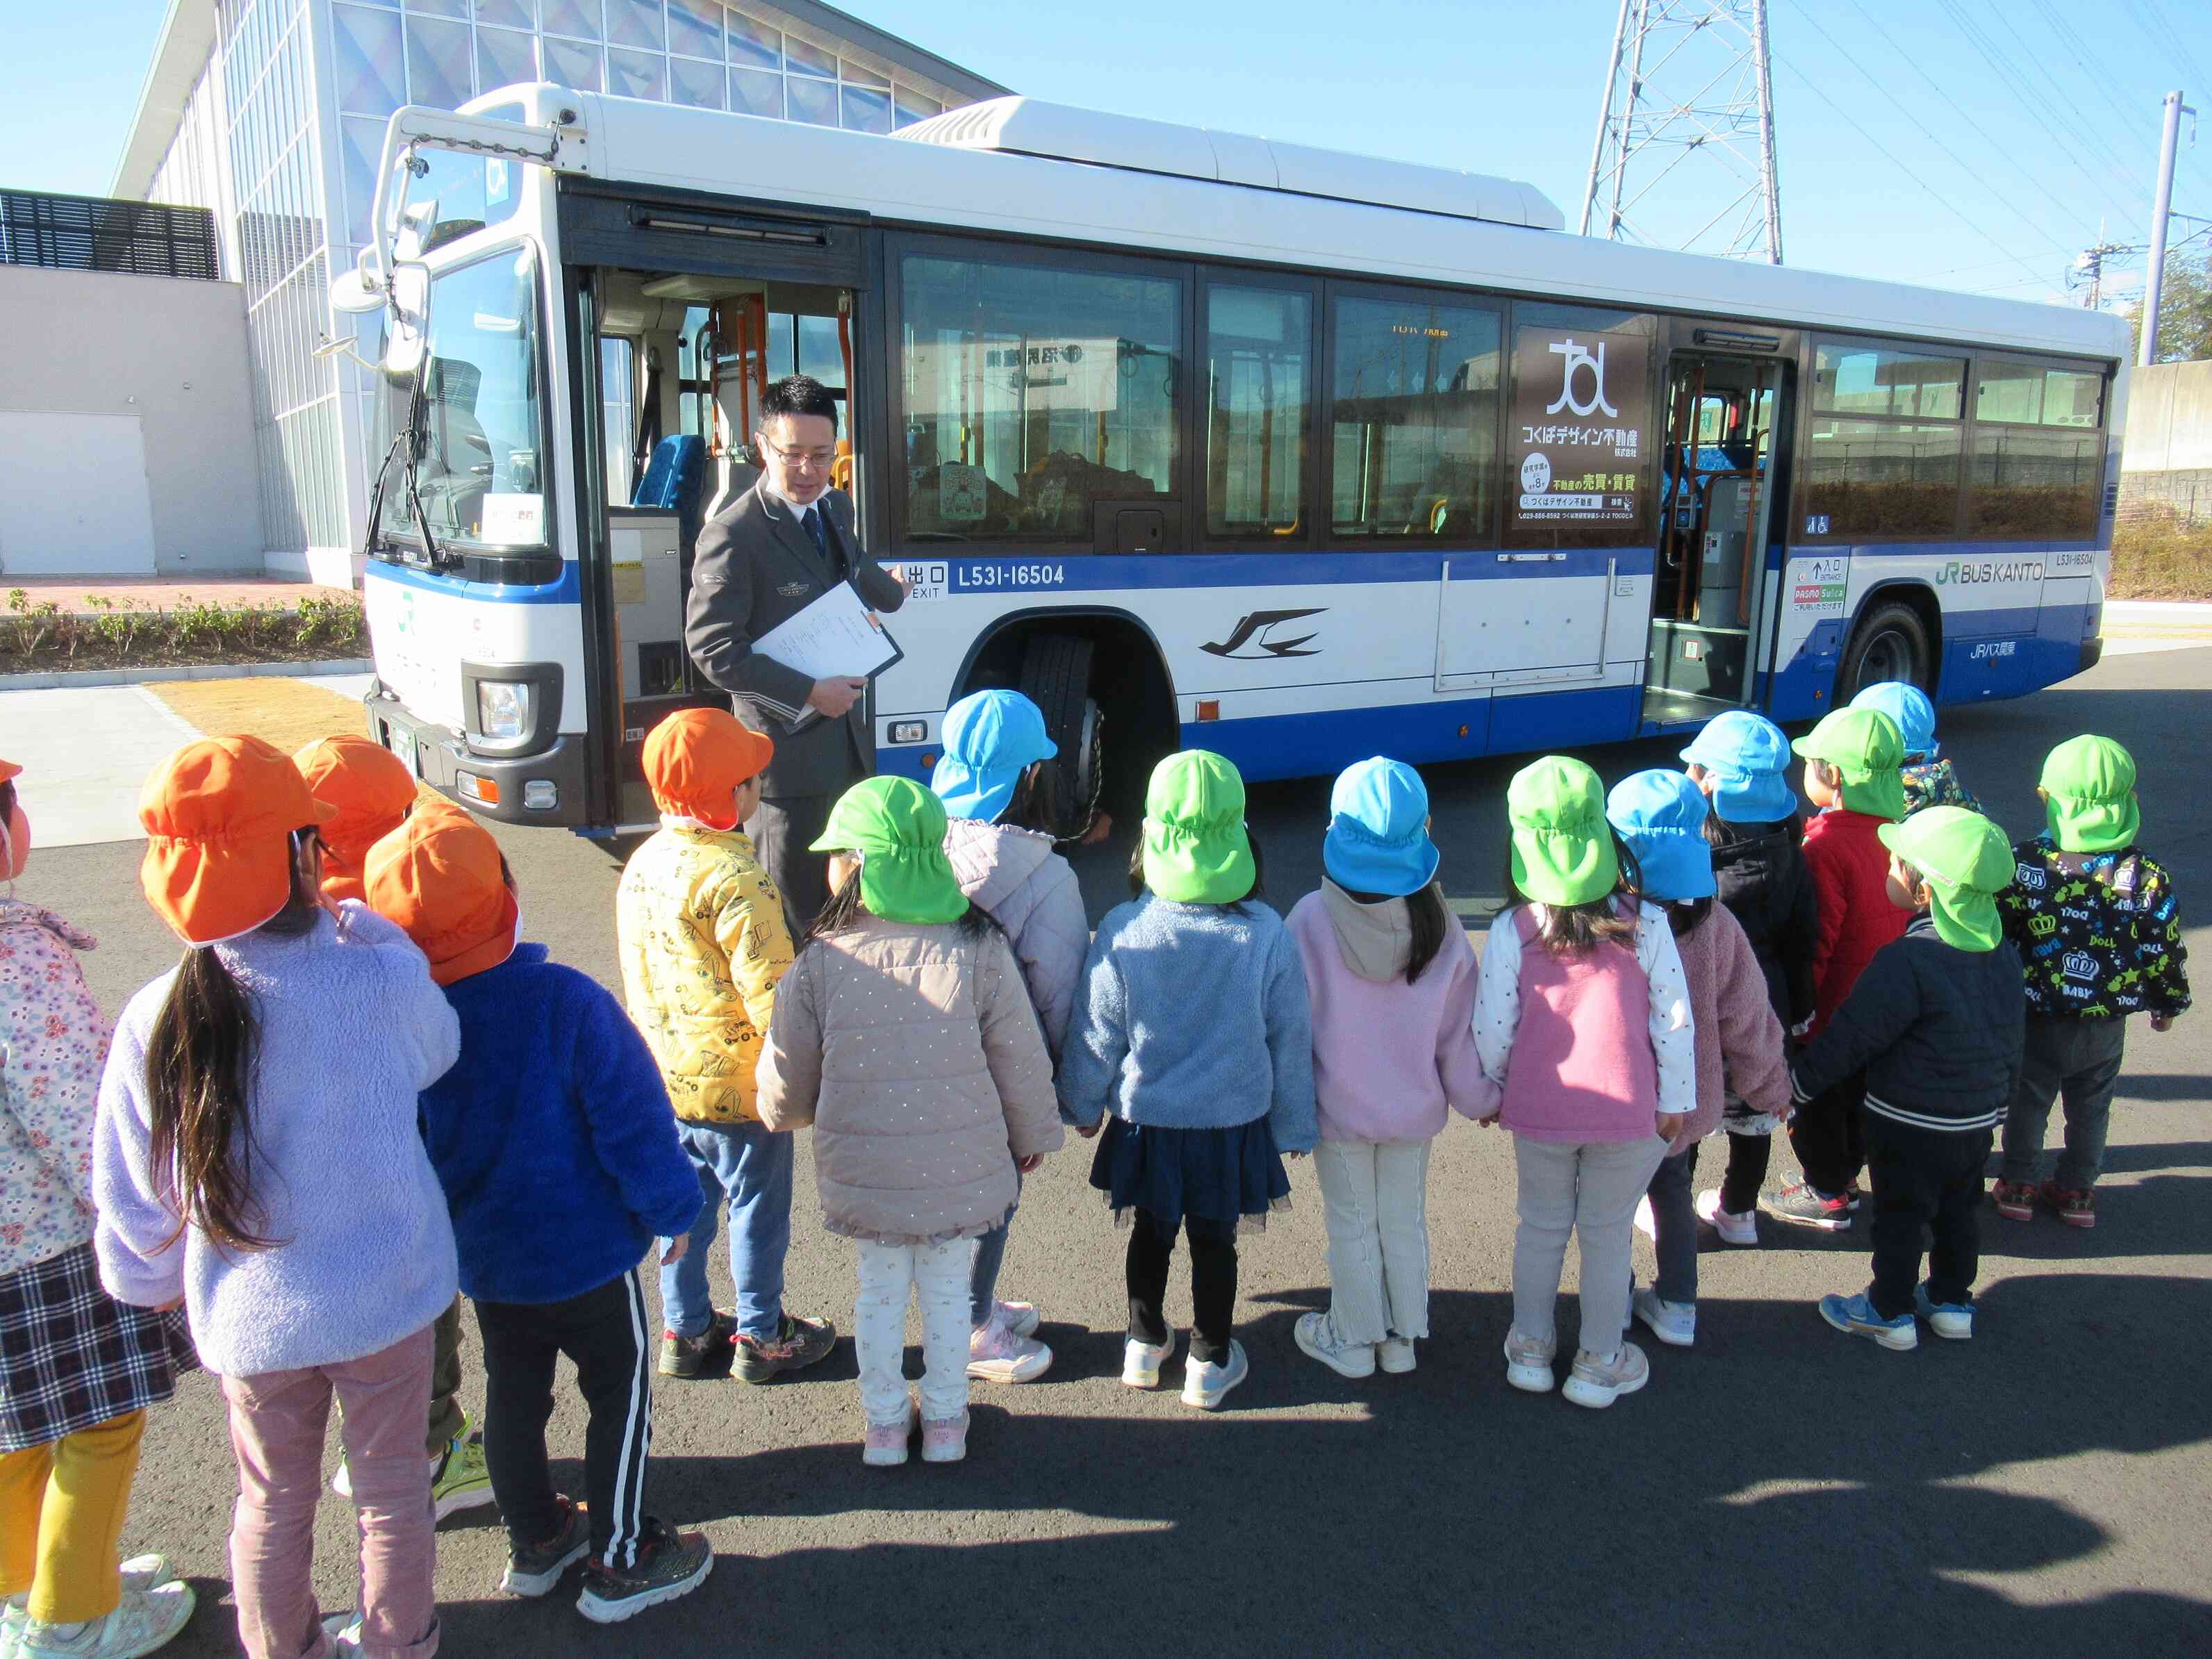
left=995, top=766, right=1055, bottom=836
left=802, top=858, right=995, bottom=953
left=144, top=829, right=325, bottom=1255
left=1128, top=831, right=1268, bottom=909
left=1501, top=834, right=1644, bottom=959
left=1341, top=881, right=1453, bottom=984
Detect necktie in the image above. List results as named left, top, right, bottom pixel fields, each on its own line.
left=801, top=506, right=827, bottom=563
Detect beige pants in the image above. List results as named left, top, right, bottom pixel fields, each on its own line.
left=1314, top=1139, right=1433, bottom=1345
left=1510, top=1134, right=1669, bottom=1359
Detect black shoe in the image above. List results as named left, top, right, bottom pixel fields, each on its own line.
left=501, top=1496, right=590, bottom=1597
left=577, top=1521, right=713, bottom=1624
left=733, top=1312, right=836, bottom=1383
left=658, top=1310, right=736, bottom=1380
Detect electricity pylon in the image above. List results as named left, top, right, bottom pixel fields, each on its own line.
left=1580, top=0, right=1784, bottom=264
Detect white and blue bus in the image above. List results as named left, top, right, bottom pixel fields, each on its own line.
left=334, top=85, right=2128, bottom=837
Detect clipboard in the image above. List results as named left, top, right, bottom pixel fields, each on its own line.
left=754, top=580, right=905, bottom=734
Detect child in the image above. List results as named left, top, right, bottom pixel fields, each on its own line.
left=1851, top=681, right=1979, bottom=816
left=1606, top=770, right=1790, bottom=1348
left=758, top=777, right=1061, bottom=1465
left=1792, top=807, right=2024, bottom=1348
left=1765, top=706, right=1909, bottom=1232
left=1285, top=758, right=1493, bottom=1378
left=1681, top=711, right=1817, bottom=1242
left=368, top=806, right=712, bottom=1621
left=1058, top=751, right=1317, bottom=1411
left=94, top=736, right=461, bottom=1659
left=1472, top=757, right=1694, bottom=1409
left=1995, top=736, right=2190, bottom=1228
left=1, top=758, right=196, bottom=1659
left=930, top=689, right=1089, bottom=1385
left=293, top=735, right=417, bottom=905
left=616, top=711, right=834, bottom=1386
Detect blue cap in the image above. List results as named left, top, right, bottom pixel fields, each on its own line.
left=1606, top=769, right=1717, bottom=901
left=1850, top=681, right=1938, bottom=759
left=1679, top=709, right=1799, bottom=824
left=1323, top=757, right=1440, bottom=898
left=929, top=690, right=1057, bottom=823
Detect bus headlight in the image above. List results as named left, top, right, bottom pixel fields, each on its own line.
left=461, top=661, right=562, bottom=758
left=477, top=680, right=531, bottom=741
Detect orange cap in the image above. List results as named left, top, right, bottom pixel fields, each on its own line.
left=363, top=798, right=518, bottom=986
left=294, top=735, right=417, bottom=905
left=642, top=708, right=773, bottom=830
left=0, top=758, right=20, bottom=784
left=139, top=736, right=336, bottom=946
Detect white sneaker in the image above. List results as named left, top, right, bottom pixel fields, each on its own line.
left=1695, top=1187, right=1759, bottom=1246
left=966, top=1311, right=1053, bottom=1383
left=1121, top=1330, right=1176, bottom=1389
left=1632, top=1285, right=1697, bottom=1347
left=993, top=1299, right=1041, bottom=1339
left=1633, top=1195, right=1657, bottom=1241
left=18, top=1583, right=195, bottom=1659
left=1378, top=1335, right=1417, bottom=1374
left=1293, top=1311, right=1376, bottom=1379
left=1180, top=1339, right=1248, bottom=1410
left=1562, top=1342, right=1651, bottom=1409
left=1503, top=1328, right=1557, bottom=1394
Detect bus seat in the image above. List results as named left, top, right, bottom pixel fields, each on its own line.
left=634, top=434, right=704, bottom=515
left=702, top=450, right=760, bottom=524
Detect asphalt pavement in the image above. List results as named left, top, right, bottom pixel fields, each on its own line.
left=24, top=643, right=2212, bottom=1658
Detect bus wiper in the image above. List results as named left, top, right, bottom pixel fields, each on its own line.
left=362, top=376, right=456, bottom=570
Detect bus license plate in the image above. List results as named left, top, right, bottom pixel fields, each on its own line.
left=386, top=725, right=418, bottom=776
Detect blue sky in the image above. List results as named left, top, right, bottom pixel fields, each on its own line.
left=6, top=0, right=2206, bottom=308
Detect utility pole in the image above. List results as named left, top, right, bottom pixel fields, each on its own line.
left=2140, top=90, right=2191, bottom=367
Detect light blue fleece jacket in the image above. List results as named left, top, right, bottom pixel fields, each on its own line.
left=94, top=904, right=461, bottom=1378
left=1056, top=894, right=1319, bottom=1151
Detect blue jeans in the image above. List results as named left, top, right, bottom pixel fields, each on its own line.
left=660, top=1119, right=793, bottom=1343
left=968, top=1172, right=1022, bottom=1328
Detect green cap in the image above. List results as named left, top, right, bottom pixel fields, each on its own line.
left=2039, top=734, right=2140, bottom=855
left=1141, top=750, right=1255, bottom=905
left=809, top=775, right=969, bottom=925
left=1877, top=805, right=2014, bottom=951
left=1508, top=755, right=1621, bottom=909
left=1792, top=706, right=1907, bottom=820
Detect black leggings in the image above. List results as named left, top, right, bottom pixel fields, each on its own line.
left=1719, top=1131, right=1774, bottom=1216
left=1126, top=1207, right=1238, bottom=1364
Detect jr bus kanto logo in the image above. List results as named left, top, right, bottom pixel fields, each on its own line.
left=1201, top=609, right=1326, bottom=659
left=1546, top=338, right=1619, bottom=419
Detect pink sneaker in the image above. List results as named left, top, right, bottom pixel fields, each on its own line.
left=967, top=1312, right=1053, bottom=1383
left=993, top=1299, right=1041, bottom=1339
left=921, top=1410, right=969, bottom=1463
left=862, top=1399, right=915, bottom=1467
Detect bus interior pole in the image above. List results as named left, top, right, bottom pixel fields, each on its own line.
left=2139, top=90, right=2186, bottom=368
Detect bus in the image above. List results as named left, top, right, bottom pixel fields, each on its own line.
left=333, top=84, right=2129, bottom=839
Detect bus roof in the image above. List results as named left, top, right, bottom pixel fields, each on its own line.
left=513, top=84, right=2131, bottom=363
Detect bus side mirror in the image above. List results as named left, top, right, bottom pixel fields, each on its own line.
left=382, top=265, right=431, bottom=381
left=330, top=265, right=383, bottom=315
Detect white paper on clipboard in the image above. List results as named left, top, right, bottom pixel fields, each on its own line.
left=754, top=581, right=904, bottom=734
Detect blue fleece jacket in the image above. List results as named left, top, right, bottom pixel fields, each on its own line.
left=419, top=944, right=702, bottom=1305
left=1056, top=895, right=1319, bottom=1151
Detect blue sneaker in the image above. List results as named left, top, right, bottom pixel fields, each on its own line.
left=1818, top=1292, right=1917, bottom=1351
left=1913, top=1284, right=1975, bottom=1340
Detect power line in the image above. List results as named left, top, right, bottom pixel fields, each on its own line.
left=2137, top=0, right=2212, bottom=101
left=1968, top=0, right=2149, bottom=198
left=1931, top=0, right=2147, bottom=209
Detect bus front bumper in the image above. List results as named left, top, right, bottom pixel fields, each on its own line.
left=2079, top=638, right=2104, bottom=675
left=365, top=690, right=591, bottom=827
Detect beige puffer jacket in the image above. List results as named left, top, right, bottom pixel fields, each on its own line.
left=757, top=914, right=1062, bottom=1246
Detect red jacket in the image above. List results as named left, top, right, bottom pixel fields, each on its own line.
left=1801, top=809, right=1910, bottom=1037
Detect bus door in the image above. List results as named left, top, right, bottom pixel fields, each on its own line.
left=1640, top=329, right=1796, bottom=729
left=557, top=191, right=867, bottom=829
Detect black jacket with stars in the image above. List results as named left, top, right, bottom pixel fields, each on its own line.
left=1997, top=836, right=2190, bottom=1021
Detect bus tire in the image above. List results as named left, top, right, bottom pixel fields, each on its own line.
left=1016, top=632, right=1101, bottom=839
left=1837, top=599, right=1933, bottom=702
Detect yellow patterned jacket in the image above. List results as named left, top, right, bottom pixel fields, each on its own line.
left=616, top=823, right=794, bottom=1124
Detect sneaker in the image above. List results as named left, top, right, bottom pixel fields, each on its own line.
left=1818, top=1291, right=1918, bottom=1351
left=966, top=1312, right=1052, bottom=1384
left=1121, top=1330, right=1176, bottom=1389
left=1633, top=1195, right=1657, bottom=1241
left=576, top=1523, right=713, bottom=1624
left=733, top=1312, right=836, bottom=1383
left=1181, top=1339, right=1248, bottom=1410
left=1562, top=1342, right=1651, bottom=1409
left=2040, top=1181, right=2097, bottom=1229
left=500, top=1496, right=591, bottom=1597
left=1632, top=1286, right=1697, bottom=1348
left=921, top=1410, right=970, bottom=1463
left=1990, top=1178, right=2037, bottom=1223
left=1293, top=1311, right=1377, bottom=1380
left=1695, top=1187, right=1759, bottom=1246
left=430, top=1433, right=495, bottom=1521
left=1502, top=1328, right=1556, bottom=1394
left=993, top=1299, right=1041, bottom=1339
left=115, top=1560, right=172, bottom=1599
left=863, top=1399, right=916, bottom=1467
left=1762, top=1181, right=1854, bottom=1232
left=657, top=1310, right=736, bottom=1380
left=1914, top=1283, right=1975, bottom=1340
left=1378, top=1335, right=1417, bottom=1375
left=320, top=1612, right=361, bottom=1655
left=18, top=1583, right=195, bottom=1659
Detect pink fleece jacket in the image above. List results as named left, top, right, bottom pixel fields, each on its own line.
left=1287, top=885, right=1496, bottom=1142
left=1669, top=902, right=1791, bottom=1153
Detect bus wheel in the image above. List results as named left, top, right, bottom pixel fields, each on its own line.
left=1017, top=633, right=1104, bottom=842
left=1838, top=600, right=1932, bottom=701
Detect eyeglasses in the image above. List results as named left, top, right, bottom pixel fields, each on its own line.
left=759, top=437, right=837, bottom=472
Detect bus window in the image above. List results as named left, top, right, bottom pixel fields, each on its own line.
left=1205, top=283, right=1310, bottom=540
left=1974, top=363, right=2102, bottom=428
left=797, top=315, right=848, bottom=392
left=1814, top=345, right=1965, bottom=418
left=1504, top=302, right=1656, bottom=550
left=1803, top=341, right=1967, bottom=539
left=600, top=336, right=635, bottom=505
left=1328, top=292, right=1501, bottom=542
left=899, top=251, right=1180, bottom=541
left=1968, top=363, right=2104, bottom=538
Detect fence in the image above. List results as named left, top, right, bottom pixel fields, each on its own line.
left=0, top=189, right=220, bottom=281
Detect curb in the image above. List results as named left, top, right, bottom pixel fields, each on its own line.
left=0, top=658, right=372, bottom=693
left=2104, top=599, right=2212, bottom=616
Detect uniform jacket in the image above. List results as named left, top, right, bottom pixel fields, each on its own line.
left=1998, top=835, right=2190, bottom=1021
left=942, top=816, right=1087, bottom=1062
left=1711, top=815, right=1819, bottom=1028
left=757, top=914, right=1062, bottom=1247
left=616, top=823, right=795, bottom=1124
left=1790, top=914, right=2026, bottom=1134
left=0, top=903, right=108, bottom=1277
left=684, top=481, right=907, bottom=798
left=1801, top=807, right=1911, bottom=1036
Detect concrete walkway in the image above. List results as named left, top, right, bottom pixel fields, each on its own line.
left=6, top=575, right=354, bottom=613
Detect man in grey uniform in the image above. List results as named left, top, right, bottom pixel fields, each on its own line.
left=684, top=374, right=909, bottom=934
